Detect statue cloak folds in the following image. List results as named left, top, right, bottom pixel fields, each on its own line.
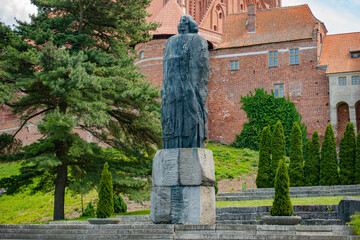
left=161, top=15, right=209, bottom=149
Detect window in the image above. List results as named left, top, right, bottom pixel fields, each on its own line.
left=339, top=77, right=346, bottom=86
left=290, top=49, right=299, bottom=64
left=274, top=84, right=284, bottom=98
left=352, top=76, right=360, bottom=85
left=219, top=13, right=222, bottom=19
left=140, top=51, right=145, bottom=59
left=269, top=51, right=278, bottom=67
left=213, top=25, right=217, bottom=31
left=351, top=52, right=360, bottom=58
left=230, top=60, right=239, bottom=70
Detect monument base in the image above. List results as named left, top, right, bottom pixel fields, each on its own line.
left=150, top=148, right=216, bottom=224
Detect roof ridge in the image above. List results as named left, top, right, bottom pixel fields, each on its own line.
left=227, top=4, right=309, bottom=16
left=326, top=32, right=360, bottom=37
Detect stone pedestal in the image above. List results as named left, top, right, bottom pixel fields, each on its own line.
left=150, top=148, right=216, bottom=224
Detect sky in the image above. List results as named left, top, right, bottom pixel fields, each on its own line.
left=0, top=0, right=360, bottom=34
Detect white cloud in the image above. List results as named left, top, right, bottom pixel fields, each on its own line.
left=0, top=0, right=37, bottom=27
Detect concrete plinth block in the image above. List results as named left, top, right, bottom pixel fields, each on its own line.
left=152, top=148, right=215, bottom=187
left=150, top=186, right=216, bottom=224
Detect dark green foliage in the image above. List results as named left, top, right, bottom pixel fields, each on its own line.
left=303, top=131, right=321, bottom=186
left=289, top=122, right=304, bottom=187
left=114, top=195, right=127, bottom=213
left=270, top=158, right=293, bottom=216
left=320, top=124, right=339, bottom=186
left=0, top=133, right=22, bottom=155
left=215, top=179, right=218, bottom=195
left=81, top=202, right=95, bottom=217
left=356, top=133, right=360, bottom=184
left=270, top=121, right=286, bottom=187
left=0, top=0, right=161, bottom=220
left=339, top=122, right=356, bottom=185
left=96, top=163, right=114, bottom=218
left=231, top=89, right=307, bottom=156
left=256, top=126, right=272, bottom=188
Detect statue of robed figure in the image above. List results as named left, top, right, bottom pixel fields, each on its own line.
left=161, top=15, right=209, bottom=149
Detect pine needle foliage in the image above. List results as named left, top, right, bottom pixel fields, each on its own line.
left=339, top=122, right=356, bottom=185
left=96, top=163, right=114, bottom=218
left=270, top=157, right=293, bottom=216
left=114, top=195, right=127, bottom=213
left=320, top=124, right=339, bottom=186
left=256, top=126, right=272, bottom=188
left=289, top=122, right=304, bottom=187
left=231, top=88, right=307, bottom=156
left=270, top=121, right=286, bottom=187
left=356, top=133, right=360, bottom=184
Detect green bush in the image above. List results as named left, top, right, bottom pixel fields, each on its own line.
left=320, top=124, right=339, bottom=186
left=303, top=140, right=312, bottom=186
left=81, top=202, right=95, bottom=217
left=215, top=179, right=218, bottom=195
left=270, top=157, right=293, bottom=216
left=289, top=122, right=304, bottom=187
left=270, top=121, right=286, bottom=187
left=356, top=133, right=360, bottom=184
left=231, top=88, right=307, bottom=156
left=308, top=131, right=321, bottom=186
left=256, top=126, right=272, bottom=188
left=339, top=122, right=356, bottom=185
left=114, top=195, right=127, bottom=213
left=96, top=162, right=114, bottom=218
left=349, top=212, right=360, bottom=235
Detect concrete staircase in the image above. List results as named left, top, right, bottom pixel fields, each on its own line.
left=216, top=205, right=342, bottom=225
left=0, top=224, right=358, bottom=240
left=216, top=184, right=360, bottom=201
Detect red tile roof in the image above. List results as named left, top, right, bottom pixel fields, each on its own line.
left=150, top=0, right=184, bottom=35
left=218, top=4, right=321, bottom=49
left=319, top=32, right=360, bottom=74
left=146, top=0, right=164, bottom=22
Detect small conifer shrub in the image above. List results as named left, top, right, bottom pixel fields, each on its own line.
left=81, top=202, right=95, bottom=217
left=270, top=121, right=286, bottom=187
left=289, top=122, right=304, bottom=187
left=256, top=126, right=272, bottom=188
left=96, top=162, right=114, bottom=218
left=339, top=122, right=356, bottom=185
left=320, top=124, right=339, bottom=186
left=270, top=157, right=293, bottom=216
left=114, top=195, right=127, bottom=213
left=356, top=133, right=360, bottom=184
left=303, top=140, right=312, bottom=186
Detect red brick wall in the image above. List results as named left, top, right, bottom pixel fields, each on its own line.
left=337, top=102, right=350, bottom=142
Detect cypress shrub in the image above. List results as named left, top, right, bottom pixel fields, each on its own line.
left=303, top=131, right=321, bottom=186
left=114, top=195, right=127, bottom=213
left=320, top=124, right=339, bottom=186
left=270, top=157, right=293, bottom=216
left=81, top=202, right=95, bottom=217
left=339, top=122, right=356, bottom=185
left=303, top=140, right=312, bottom=186
left=96, top=162, right=114, bottom=218
left=270, top=121, right=286, bottom=187
left=256, top=126, right=272, bottom=188
left=289, top=122, right=304, bottom=187
left=356, top=133, right=360, bottom=184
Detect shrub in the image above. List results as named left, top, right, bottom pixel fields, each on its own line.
left=289, top=122, right=304, bottom=187
left=270, top=121, right=286, bottom=187
left=320, top=124, right=339, bottom=186
left=356, top=133, right=360, bottom=184
left=310, top=131, right=321, bottom=186
left=96, top=162, right=114, bottom=218
left=270, top=157, right=293, bottom=216
left=303, top=140, right=312, bottom=186
left=349, top=213, right=360, bottom=235
left=215, top=179, right=219, bottom=195
left=339, top=122, right=356, bottom=185
left=81, top=202, right=95, bottom=217
left=256, top=126, right=272, bottom=188
left=114, top=195, right=127, bottom=213
left=231, top=88, right=307, bottom=156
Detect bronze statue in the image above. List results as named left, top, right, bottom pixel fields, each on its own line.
left=161, top=15, right=209, bottom=149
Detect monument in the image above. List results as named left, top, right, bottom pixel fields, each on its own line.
left=150, top=15, right=216, bottom=224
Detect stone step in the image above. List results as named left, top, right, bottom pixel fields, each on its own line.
left=216, top=205, right=339, bottom=214
left=216, top=212, right=339, bottom=221
left=0, top=233, right=173, bottom=239
left=218, top=189, right=360, bottom=197
left=116, top=215, right=153, bottom=224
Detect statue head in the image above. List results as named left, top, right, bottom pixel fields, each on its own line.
left=177, top=15, right=198, bottom=34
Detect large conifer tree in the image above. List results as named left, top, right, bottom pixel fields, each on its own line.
left=256, top=126, right=272, bottom=188
left=270, top=121, right=286, bottom=187
left=339, top=122, right=356, bottom=185
left=0, top=0, right=160, bottom=220
left=320, top=124, right=339, bottom=186
left=289, top=122, right=304, bottom=187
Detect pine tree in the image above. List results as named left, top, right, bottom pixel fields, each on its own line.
left=97, top=163, right=114, bottom=218
left=270, top=157, right=293, bottom=216
left=339, top=122, right=356, bottom=185
left=320, top=124, right=339, bottom=186
left=289, top=122, right=304, bottom=186
left=114, top=195, right=127, bottom=213
left=270, top=121, right=286, bottom=187
left=355, top=133, right=360, bottom=184
left=0, top=0, right=160, bottom=220
left=256, top=126, right=272, bottom=188
left=303, top=131, right=321, bottom=186
left=303, top=140, right=312, bottom=186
